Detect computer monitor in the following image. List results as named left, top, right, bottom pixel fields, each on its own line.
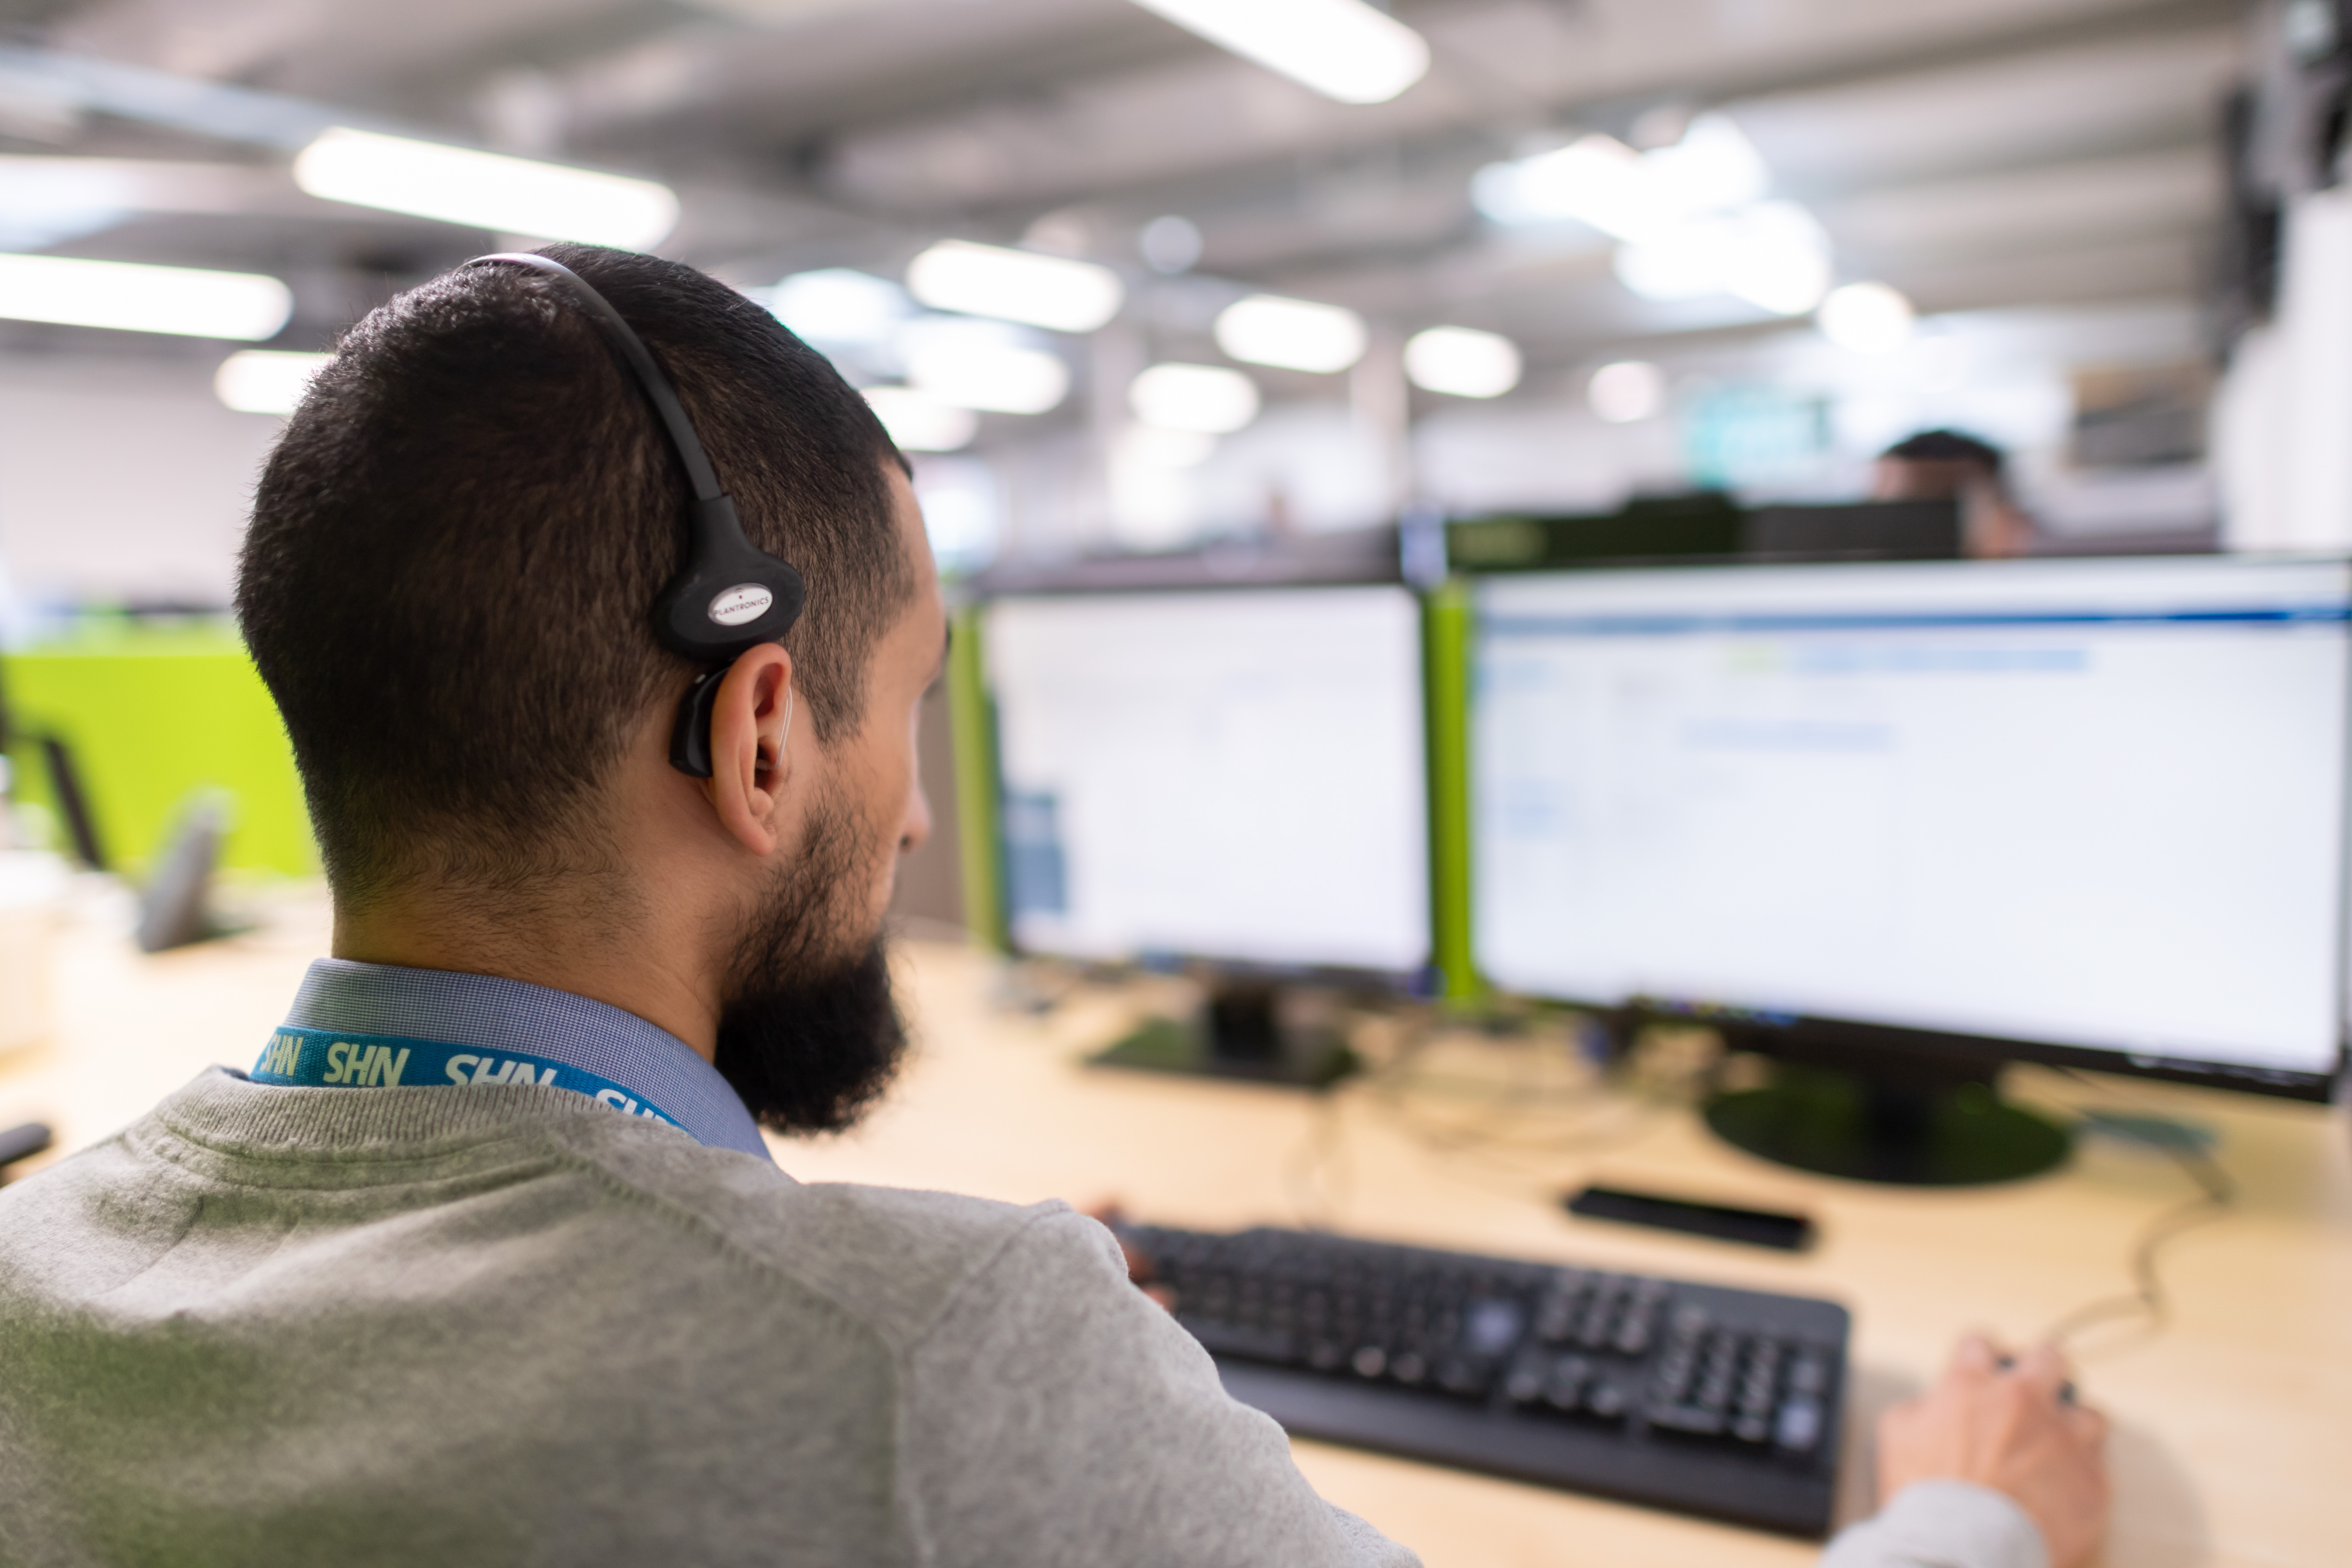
left=1471, top=554, right=2350, bottom=1183
left=982, top=583, right=1431, bottom=1082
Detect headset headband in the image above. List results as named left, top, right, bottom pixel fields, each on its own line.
left=464, top=252, right=808, bottom=777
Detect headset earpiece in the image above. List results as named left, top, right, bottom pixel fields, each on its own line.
left=463, top=252, right=808, bottom=781
left=649, top=495, right=807, bottom=663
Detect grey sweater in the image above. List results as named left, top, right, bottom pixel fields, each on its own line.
left=0, top=1070, right=2044, bottom=1568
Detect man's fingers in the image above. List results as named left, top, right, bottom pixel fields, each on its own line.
left=1951, top=1332, right=2003, bottom=1379
left=2014, top=1341, right=2072, bottom=1397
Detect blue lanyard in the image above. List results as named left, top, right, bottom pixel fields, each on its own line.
left=249, top=1025, right=683, bottom=1135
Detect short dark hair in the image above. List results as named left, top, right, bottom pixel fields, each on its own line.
left=237, top=244, right=914, bottom=904
left=1882, top=428, right=2005, bottom=476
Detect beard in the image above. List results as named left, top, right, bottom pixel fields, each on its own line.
left=710, top=783, right=909, bottom=1135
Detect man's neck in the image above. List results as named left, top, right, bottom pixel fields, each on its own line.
left=332, top=890, right=724, bottom=1062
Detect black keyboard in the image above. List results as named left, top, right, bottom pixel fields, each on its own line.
left=1120, top=1223, right=1850, bottom=1538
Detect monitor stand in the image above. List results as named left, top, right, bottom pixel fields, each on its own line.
left=1703, top=1058, right=2070, bottom=1186
left=1087, top=977, right=1358, bottom=1089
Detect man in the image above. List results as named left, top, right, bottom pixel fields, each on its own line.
left=0, top=247, right=2106, bottom=1566
left=1873, top=428, right=2037, bottom=560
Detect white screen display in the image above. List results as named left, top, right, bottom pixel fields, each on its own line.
left=987, top=586, right=1430, bottom=973
left=1473, top=557, right=2351, bottom=1079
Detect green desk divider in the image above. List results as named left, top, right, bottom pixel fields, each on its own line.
left=4, top=620, right=317, bottom=880
left=945, top=603, right=1006, bottom=951
left=1424, top=581, right=1478, bottom=1002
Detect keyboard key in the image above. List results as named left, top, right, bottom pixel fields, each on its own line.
left=1462, top=1298, right=1526, bottom=1358
left=1437, top=1356, right=1494, bottom=1398
left=1775, top=1395, right=1824, bottom=1453
left=1650, top=1403, right=1726, bottom=1437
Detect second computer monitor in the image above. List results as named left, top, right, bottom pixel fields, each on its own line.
left=1472, top=555, right=2350, bottom=1101
left=984, top=584, right=1431, bottom=978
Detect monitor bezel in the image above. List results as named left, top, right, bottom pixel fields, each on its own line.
left=1465, top=551, right=2352, bottom=1106
left=974, top=574, right=1439, bottom=989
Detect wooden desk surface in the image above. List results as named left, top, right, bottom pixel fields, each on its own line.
left=4, top=890, right=2346, bottom=1568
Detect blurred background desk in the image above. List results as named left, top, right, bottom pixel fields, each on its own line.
left=3, top=892, right=2345, bottom=1568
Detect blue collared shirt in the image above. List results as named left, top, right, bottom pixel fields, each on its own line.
left=274, top=958, right=772, bottom=1160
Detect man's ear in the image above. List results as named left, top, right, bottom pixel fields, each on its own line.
left=703, top=643, right=795, bottom=856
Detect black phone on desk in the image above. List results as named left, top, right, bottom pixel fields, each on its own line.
left=1565, top=1184, right=1816, bottom=1251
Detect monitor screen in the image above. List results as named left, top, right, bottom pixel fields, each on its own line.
left=985, top=585, right=1430, bottom=975
left=1473, top=556, right=2352, bottom=1091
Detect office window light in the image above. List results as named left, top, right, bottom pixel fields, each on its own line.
left=1130, top=362, right=1260, bottom=433
left=0, top=252, right=291, bottom=339
left=904, top=240, right=1123, bottom=334
left=1128, top=0, right=1430, bottom=105
left=864, top=387, right=979, bottom=452
left=215, top=349, right=331, bottom=414
left=1404, top=326, right=1521, bottom=398
left=1214, top=294, right=1367, bottom=373
left=292, top=128, right=679, bottom=249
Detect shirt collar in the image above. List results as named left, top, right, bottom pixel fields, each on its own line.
left=280, top=958, right=772, bottom=1161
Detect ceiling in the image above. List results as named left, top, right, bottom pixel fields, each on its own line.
left=0, top=0, right=2248, bottom=382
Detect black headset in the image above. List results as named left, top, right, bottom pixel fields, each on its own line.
left=465, top=253, right=807, bottom=780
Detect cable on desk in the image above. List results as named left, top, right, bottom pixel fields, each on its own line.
left=1280, top=1013, right=1667, bottom=1225
left=2038, top=1102, right=2237, bottom=1352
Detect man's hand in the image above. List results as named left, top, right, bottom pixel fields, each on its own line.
left=1877, top=1334, right=2110, bottom=1568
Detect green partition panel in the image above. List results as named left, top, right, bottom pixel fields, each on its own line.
left=1423, top=580, right=1479, bottom=1001
left=944, top=603, right=1006, bottom=951
left=3, top=620, right=317, bottom=880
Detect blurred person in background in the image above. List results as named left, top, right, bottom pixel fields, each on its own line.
left=1875, top=429, right=2038, bottom=560
left=0, top=248, right=2104, bottom=1568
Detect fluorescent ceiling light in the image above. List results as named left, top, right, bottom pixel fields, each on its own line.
left=1214, top=293, right=1367, bottom=373
left=766, top=268, right=909, bottom=346
left=1472, top=134, right=1648, bottom=235
left=0, top=252, right=291, bottom=339
left=1614, top=201, right=1831, bottom=316
left=292, top=128, right=678, bottom=249
left=1130, top=0, right=1430, bottom=105
left=864, top=387, right=978, bottom=452
left=1587, top=360, right=1666, bottom=423
left=904, top=240, right=1123, bottom=333
left=1130, top=362, right=1260, bottom=434
left=1816, top=280, right=1915, bottom=354
left=1719, top=202, right=1832, bottom=315
left=1473, top=115, right=1769, bottom=239
left=1638, top=115, right=1770, bottom=224
left=215, top=349, right=331, bottom=414
left=901, top=322, right=1071, bottom=414
left=1405, top=326, right=1520, bottom=399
